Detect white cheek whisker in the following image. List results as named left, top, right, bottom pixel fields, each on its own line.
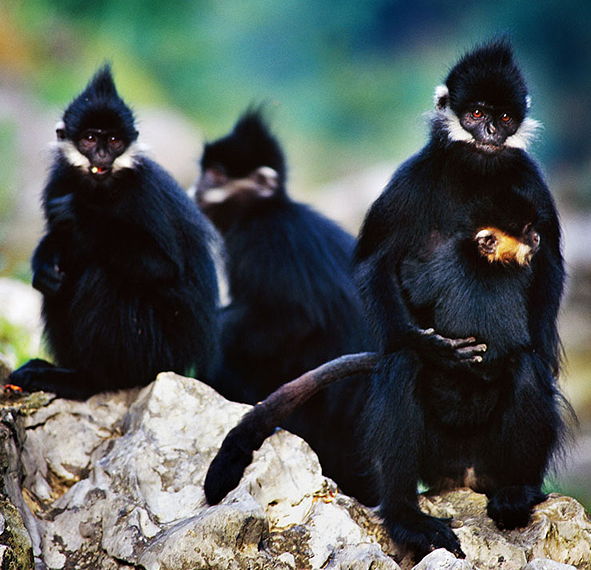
left=112, top=141, right=145, bottom=171
left=434, top=107, right=473, bottom=143
left=504, top=117, right=542, bottom=150
left=433, top=108, right=542, bottom=151
left=50, top=140, right=146, bottom=171
left=51, top=140, right=91, bottom=169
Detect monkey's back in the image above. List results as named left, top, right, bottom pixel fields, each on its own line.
left=218, top=200, right=370, bottom=401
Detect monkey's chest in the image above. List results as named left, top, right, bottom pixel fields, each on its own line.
left=400, top=240, right=532, bottom=360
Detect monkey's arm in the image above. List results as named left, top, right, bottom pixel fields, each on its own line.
left=32, top=233, right=67, bottom=297
left=32, top=194, right=78, bottom=296
left=357, top=252, right=484, bottom=362
left=355, top=252, right=415, bottom=352
left=517, top=173, right=565, bottom=373
left=528, top=220, right=564, bottom=373
left=355, top=193, right=485, bottom=363
left=7, top=359, right=95, bottom=400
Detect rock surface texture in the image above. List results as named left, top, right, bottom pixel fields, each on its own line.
left=0, top=371, right=589, bottom=569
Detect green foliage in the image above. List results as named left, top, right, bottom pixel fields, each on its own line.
left=0, top=120, right=17, bottom=218
left=5, top=0, right=591, bottom=195
left=0, top=316, right=36, bottom=369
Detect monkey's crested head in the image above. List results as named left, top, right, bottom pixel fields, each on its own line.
left=61, top=65, right=138, bottom=144
left=444, top=39, right=529, bottom=123
left=202, top=107, right=287, bottom=190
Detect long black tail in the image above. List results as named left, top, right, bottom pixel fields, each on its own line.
left=204, top=352, right=379, bottom=504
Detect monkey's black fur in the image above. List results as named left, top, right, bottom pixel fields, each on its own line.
left=355, top=40, right=568, bottom=559
left=8, top=66, right=219, bottom=399
left=197, top=109, right=377, bottom=504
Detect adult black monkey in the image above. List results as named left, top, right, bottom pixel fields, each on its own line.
left=7, top=66, right=219, bottom=399
left=355, top=39, right=567, bottom=559
left=196, top=109, right=377, bottom=504
left=205, top=40, right=569, bottom=562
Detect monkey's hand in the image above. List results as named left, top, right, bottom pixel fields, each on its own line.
left=47, top=195, right=75, bottom=226
left=411, top=327, right=487, bottom=367
left=32, top=260, right=65, bottom=297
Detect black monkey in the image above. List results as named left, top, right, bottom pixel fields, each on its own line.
left=196, top=109, right=377, bottom=504
left=204, top=41, right=569, bottom=561
left=8, top=66, right=219, bottom=399
left=354, top=39, right=567, bottom=558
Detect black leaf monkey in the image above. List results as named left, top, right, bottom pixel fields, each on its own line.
left=195, top=109, right=377, bottom=505
left=8, top=66, right=219, bottom=399
left=355, top=39, right=568, bottom=559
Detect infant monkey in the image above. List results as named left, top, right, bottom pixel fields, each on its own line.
left=476, top=224, right=540, bottom=266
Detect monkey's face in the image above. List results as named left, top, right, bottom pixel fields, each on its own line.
left=459, top=105, right=520, bottom=152
left=196, top=165, right=279, bottom=208
left=76, top=128, right=127, bottom=177
left=475, top=224, right=540, bottom=265
left=56, top=120, right=138, bottom=181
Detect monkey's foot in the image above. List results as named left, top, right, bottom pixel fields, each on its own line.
left=487, top=485, right=546, bottom=530
left=385, top=511, right=464, bottom=561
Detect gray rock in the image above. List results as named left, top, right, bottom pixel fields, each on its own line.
left=23, top=373, right=396, bottom=569
left=325, top=543, right=401, bottom=569
left=412, top=549, right=474, bottom=569
left=1, top=372, right=589, bottom=570
left=524, top=560, right=577, bottom=569
left=419, top=489, right=591, bottom=570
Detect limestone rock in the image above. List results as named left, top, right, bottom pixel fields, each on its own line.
left=0, top=372, right=589, bottom=570
left=21, top=373, right=398, bottom=569
left=419, top=489, right=590, bottom=570
left=0, top=497, right=35, bottom=570
left=524, top=560, right=578, bottom=570
left=325, top=543, right=401, bottom=569
left=412, top=549, right=474, bottom=569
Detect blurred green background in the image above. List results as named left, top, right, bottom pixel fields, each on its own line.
left=0, top=0, right=589, bottom=507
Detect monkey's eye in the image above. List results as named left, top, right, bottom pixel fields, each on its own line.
left=79, top=133, right=96, bottom=149
left=501, top=113, right=512, bottom=123
left=471, top=109, right=483, bottom=119
left=109, top=136, right=123, bottom=149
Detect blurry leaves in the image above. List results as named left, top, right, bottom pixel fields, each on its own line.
left=0, top=316, right=35, bottom=368
left=2, top=0, right=591, bottom=196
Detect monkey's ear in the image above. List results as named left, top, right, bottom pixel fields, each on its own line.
left=434, top=84, right=449, bottom=110
left=55, top=120, right=67, bottom=141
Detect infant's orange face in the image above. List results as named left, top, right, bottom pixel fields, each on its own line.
left=475, top=226, right=540, bottom=266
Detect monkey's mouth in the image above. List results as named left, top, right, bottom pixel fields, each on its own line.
left=474, top=142, right=503, bottom=153
left=90, top=166, right=111, bottom=176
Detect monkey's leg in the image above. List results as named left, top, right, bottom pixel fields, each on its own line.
left=482, top=352, right=563, bottom=529
left=368, top=352, right=464, bottom=560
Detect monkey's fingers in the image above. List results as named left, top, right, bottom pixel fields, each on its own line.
left=415, top=327, right=487, bottom=365
left=454, top=344, right=488, bottom=363
left=443, top=336, right=480, bottom=349
left=420, top=329, right=477, bottom=350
